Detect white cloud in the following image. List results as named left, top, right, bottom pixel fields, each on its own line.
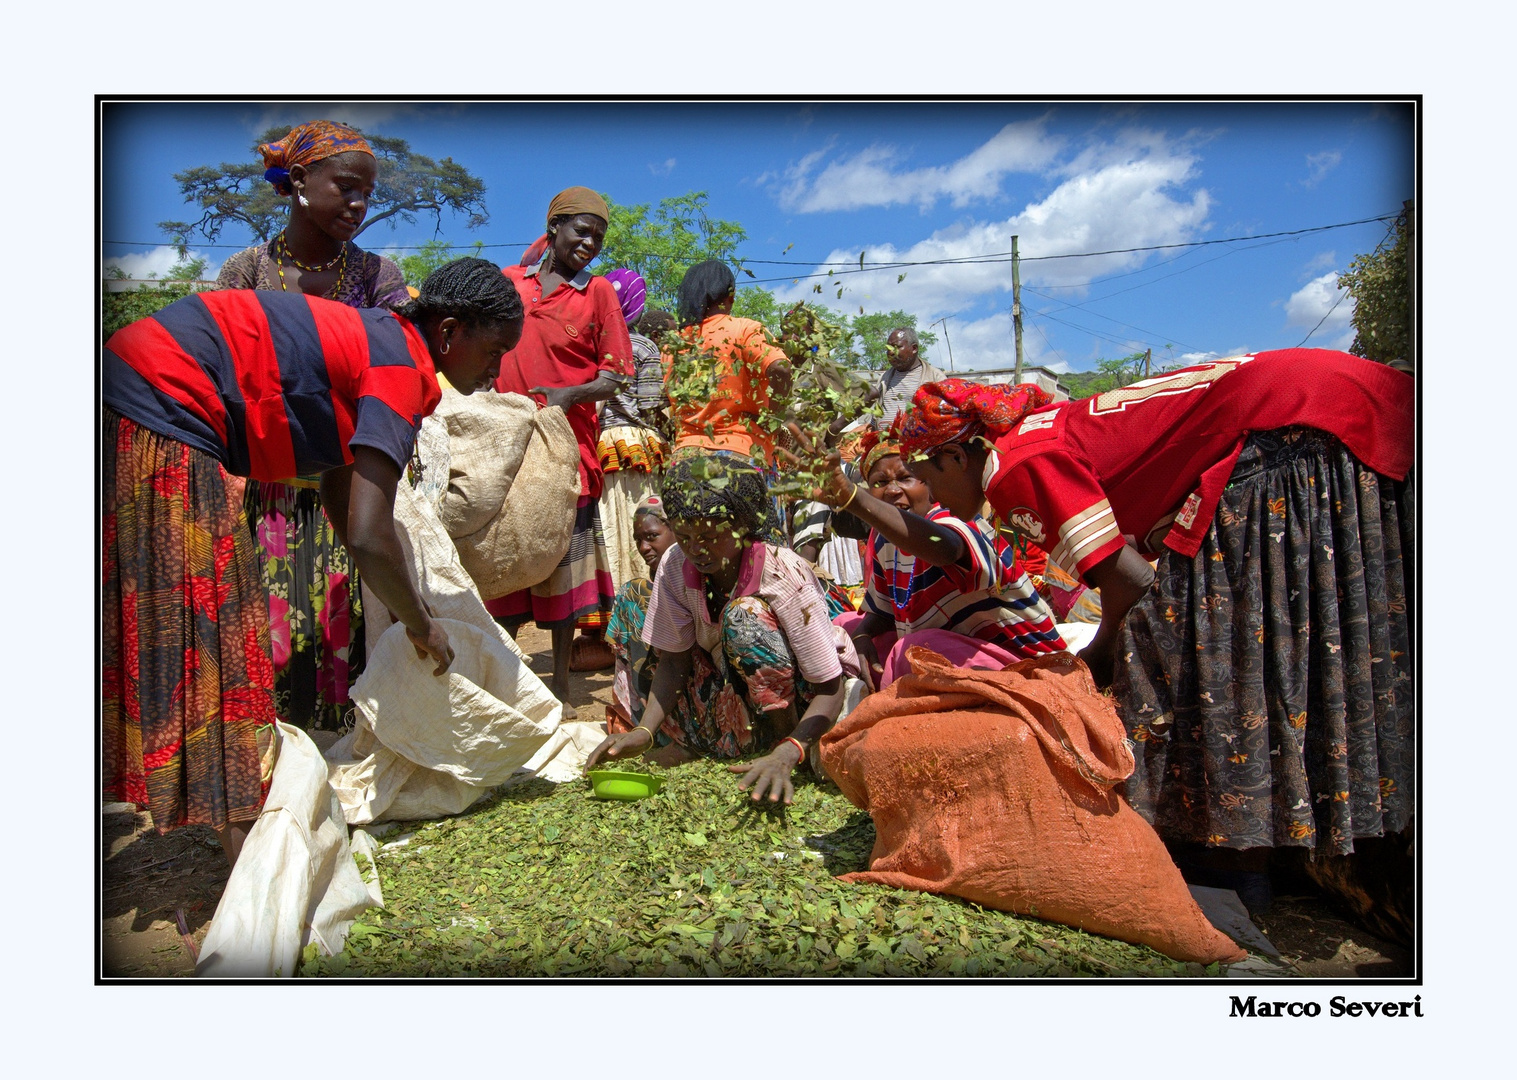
left=776, top=119, right=1064, bottom=213
left=1284, top=271, right=1356, bottom=350
left=649, top=158, right=677, bottom=176
left=103, top=245, right=221, bottom=283
left=1303, top=150, right=1342, bottom=188
left=769, top=128, right=1211, bottom=361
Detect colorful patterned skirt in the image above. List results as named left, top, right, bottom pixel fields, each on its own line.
left=605, top=576, right=657, bottom=732
left=243, top=481, right=365, bottom=730
left=485, top=494, right=617, bottom=631
left=102, top=409, right=276, bottom=832
left=1113, top=427, right=1414, bottom=856
left=598, top=425, right=665, bottom=592
left=655, top=595, right=820, bottom=760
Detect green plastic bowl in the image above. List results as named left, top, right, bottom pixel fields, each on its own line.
left=587, top=770, right=665, bottom=801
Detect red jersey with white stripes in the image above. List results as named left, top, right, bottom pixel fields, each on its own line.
left=985, top=349, right=1415, bottom=580
left=103, top=289, right=441, bottom=481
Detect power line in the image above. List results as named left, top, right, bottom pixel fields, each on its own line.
left=1294, top=214, right=1398, bottom=348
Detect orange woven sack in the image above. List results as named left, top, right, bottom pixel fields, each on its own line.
left=820, top=647, right=1246, bottom=965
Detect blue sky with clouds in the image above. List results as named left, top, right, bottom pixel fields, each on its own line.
left=103, top=100, right=1413, bottom=375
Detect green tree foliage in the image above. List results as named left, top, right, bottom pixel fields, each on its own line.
left=597, top=191, right=750, bottom=312
left=159, top=125, right=488, bottom=252
left=1061, top=352, right=1150, bottom=400
left=102, top=257, right=210, bottom=338
left=395, top=240, right=486, bottom=287
left=730, top=287, right=783, bottom=333
left=1337, top=211, right=1410, bottom=364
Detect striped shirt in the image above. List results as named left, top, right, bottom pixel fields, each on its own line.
left=985, top=349, right=1416, bottom=579
left=643, top=542, right=860, bottom=683
left=103, top=290, right=440, bottom=481
left=863, top=505, right=1065, bottom=658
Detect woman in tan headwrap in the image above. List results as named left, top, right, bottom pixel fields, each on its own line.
left=486, top=187, right=634, bottom=716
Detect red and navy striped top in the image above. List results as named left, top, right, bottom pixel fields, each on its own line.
left=863, top=505, right=1066, bottom=658
left=103, top=290, right=441, bottom=481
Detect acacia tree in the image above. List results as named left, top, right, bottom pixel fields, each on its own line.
left=159, top=125, right=488, bottom=253
left=1337, top=210, right=1410, bottom=364
left=597, top=191, right=753, bottom=313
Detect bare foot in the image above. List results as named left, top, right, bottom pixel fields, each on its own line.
left=558, top=700, right=579, bottom=721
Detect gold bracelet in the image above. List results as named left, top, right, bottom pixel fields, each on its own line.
left=837, top=483, right=860, bottom=511
left=634, top=725, right=657, bottom=750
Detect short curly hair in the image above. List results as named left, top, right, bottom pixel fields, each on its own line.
left=396, top=257, right=523, bottom=329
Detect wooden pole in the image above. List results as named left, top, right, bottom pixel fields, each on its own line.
left=1144, top=347, right=1151, bottom=378
left=936, top=317, right=955, bottom=373
left=1012, top=235, right=1024, bottom=383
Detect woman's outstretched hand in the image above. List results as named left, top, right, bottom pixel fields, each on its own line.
left=406, top=618, right=454, bottom=676
left=778, top=423, right=853, bottom=507
left=729, top=740, right=806, bottom=805
left=584, top=727, right=656, bottom=772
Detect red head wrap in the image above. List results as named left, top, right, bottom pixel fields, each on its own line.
left=259, top=121, right=373, bottom=196
left=899, top=378, right=1054, bottom=460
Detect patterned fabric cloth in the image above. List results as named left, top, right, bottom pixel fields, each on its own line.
left=606, top=576, right=657, bottom=729
left=601, top=333, right=666, bottom=433
left=643, top=542, right=860, bottom=683
left=863, top=505, right=1066, bottom=658
left=899, top=376, right=1051, bottom=459
left=102, top=409, right=276, bottom=831
left=654, top=595, right=823, bottom=760
left=599, top=463, right=661, bottom=592
left=1113, top=428, right=1415, bottom=856
left=244, top=481, right=364, bottom=730
left=875, top=359, right=945, bottom=428
left=216, top=240, right=411, bottom=312
left=258, top=120, right=372, bottom=194
left=486, top=494, right=617, bottom=631
left=597, top=424, right=668, bottom=473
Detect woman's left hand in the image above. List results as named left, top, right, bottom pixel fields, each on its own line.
left=1077, top=640, right=1116, bottom=690
left=531, top=385, right=578, bottom=411
left=729, top=740, right=805, bottom=804
left=778, top=423, right=853, bottom=507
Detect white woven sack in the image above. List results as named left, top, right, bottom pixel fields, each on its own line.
left=447, top=401, right=579, bottom=600
left=435, top=389, right=538, bottom=537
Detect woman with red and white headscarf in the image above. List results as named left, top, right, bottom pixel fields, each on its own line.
left=596, top=269, right=671, bottom=593
left=487, top=187, right=634, bottom=712
left=896, top=352, right=1415, bottom=917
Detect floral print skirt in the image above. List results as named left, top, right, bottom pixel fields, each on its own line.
left=1113, top=427, right=1414, bottom=856
left=244, top=481, right=365, bottom=730
left=654, top=595, right=819, bottom=760
left=102, top=409, right=275, bottom=832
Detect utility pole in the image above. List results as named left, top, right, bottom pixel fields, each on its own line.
left=1011, top=235, right=1024, bottom=384
left=933, top=317, right=955, bottom=372
left=1143, top=348, right=1151, bottom=378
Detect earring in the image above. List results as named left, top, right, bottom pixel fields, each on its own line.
left=297, top=190, right=310, bottom=208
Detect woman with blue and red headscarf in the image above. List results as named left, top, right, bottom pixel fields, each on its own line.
left=897, top=353, right=1415, bottom=921
left=214, top=120, right=412, bottom=733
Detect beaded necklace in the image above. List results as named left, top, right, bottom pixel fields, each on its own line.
left=273, top=234, right=349, bottom=299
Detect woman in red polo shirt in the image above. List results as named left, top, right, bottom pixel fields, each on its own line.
left=899, top=351, right=1414, bottom=907
left=488, top=187, right=634, bottom=716
left=102, top=258, right=523, bottom=866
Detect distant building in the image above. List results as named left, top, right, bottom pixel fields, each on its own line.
left=961, top=365, right=1071, bottom=402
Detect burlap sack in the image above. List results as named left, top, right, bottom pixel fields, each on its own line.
left=435, top=389, right=579, bottom=600
left=820, top=647, right=1247, bottom=965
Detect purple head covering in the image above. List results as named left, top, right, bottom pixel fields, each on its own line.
left=604, top=268, right=647, bottom=328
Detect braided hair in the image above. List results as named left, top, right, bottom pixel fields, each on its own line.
left=397, top=257, right=523, bottom=329
left=661, top=455, right=772, bottom=539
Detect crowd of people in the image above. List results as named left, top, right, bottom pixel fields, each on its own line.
left=101, top=120, right=1415, bottom=928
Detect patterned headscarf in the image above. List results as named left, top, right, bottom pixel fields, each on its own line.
left=604, top=269, right=648, bottom=327
left=520, top=186, right=612, bottom=266
left=899, top=378, right=1054, bottom=460
left=633, top=493, right=667, bottom=523
left=260, top=121, right=373, bottom=196
left=857, top=414, right=905, bottom=478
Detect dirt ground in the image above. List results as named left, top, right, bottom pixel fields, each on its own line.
left=99, top=623, right=1413, bottom=980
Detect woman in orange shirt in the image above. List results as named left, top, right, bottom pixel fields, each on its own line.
left=663, top=261, right=790, bottom=537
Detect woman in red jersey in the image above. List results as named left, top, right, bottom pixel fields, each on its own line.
left=899, top=350, right=1414, bottom=908
left=102, top=259, right=522, bottom=865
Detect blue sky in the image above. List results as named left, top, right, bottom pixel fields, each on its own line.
left=102, top=100, right=1413, bottom=375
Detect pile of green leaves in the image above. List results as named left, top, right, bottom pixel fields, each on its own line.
left=303, top=759, right=1212, bottom=978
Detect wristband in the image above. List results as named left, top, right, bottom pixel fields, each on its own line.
left=782, top=736, right=808, bottom=767
left=632, top=725, right=657, bottom=750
